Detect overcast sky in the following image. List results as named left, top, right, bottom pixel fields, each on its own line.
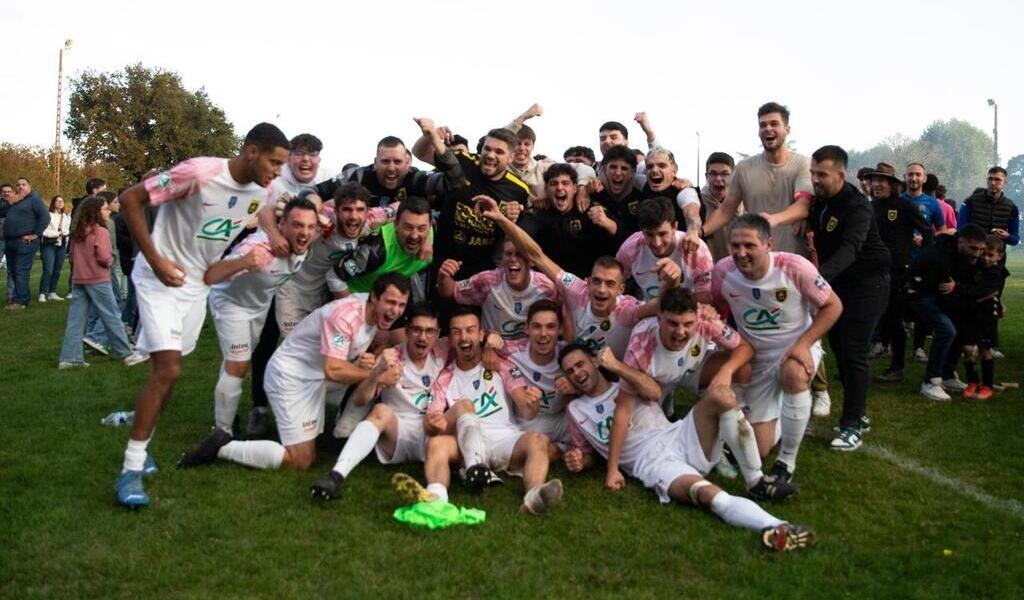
left=2, top=0, right=1020, bottom=183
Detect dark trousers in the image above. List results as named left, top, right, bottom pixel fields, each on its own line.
left=250, top=297, right=281, bottom=409
left=880, top=271, right=907, bottom=370
left=5, top=237, right=40, bottom=306
left=828, top=276, right=889, bottom=429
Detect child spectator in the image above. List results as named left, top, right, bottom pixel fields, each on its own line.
left=959, top=236, right=1009, bottom=400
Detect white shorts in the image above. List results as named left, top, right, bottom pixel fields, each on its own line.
left=633, top=410, right=721, bottom=504
left=132, top=263, right=208, bottom=356
left=742, top=342, right=825, bottom=423
left=481, top=424, right=526, bottom=474
left=375, top=413, right=427, bottom=464
left=518, top=412, right=570, bottom=448
left=265, top=364, right=326, bottom=447
left=275, top=280, right=329, bottom=336
left=211, top=315, right=266, bottom=362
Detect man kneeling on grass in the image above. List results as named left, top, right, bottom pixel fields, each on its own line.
left=559, top=343, right=816, bottom=552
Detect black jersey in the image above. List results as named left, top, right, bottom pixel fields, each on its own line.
left=316, top=165, right=444, bottom=208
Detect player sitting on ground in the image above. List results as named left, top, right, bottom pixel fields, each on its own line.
left=309, top=304, right=450, bottom=499
left=559, top=344, right=816, bottom=552
left=437, top=240, right=558, bottom=340
left=176, top=273, right=410, bottom=473
left=477, top=195, right=666, bottom=358
left=418, top=306, right=563, bottom=515
left=205, top=195, right=318, bottom=436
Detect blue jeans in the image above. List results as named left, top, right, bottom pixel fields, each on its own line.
left=4, top=237, right=39, bottom=305
left=39, top=241, right=68, bottom=295
left=86, top=265, right=122, bottom=344
left=909, top=295, right=958, bottom=381
left=59, top=282, right=133, bottom=363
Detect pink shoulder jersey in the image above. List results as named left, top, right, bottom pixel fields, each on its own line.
left=555, top=270, right=640, bottom=358
left=617, top=231, right=713, bottom=301
left=454, top=268, right=558, bottom=339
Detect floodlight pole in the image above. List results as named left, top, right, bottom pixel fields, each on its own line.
left=54, top=39, right=72, bottom=193
left=987, top=98, right=999, bottom=167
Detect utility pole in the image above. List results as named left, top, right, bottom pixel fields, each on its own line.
left=54, top=39, right=72, bottom=193
left=987, top=98, right=999, bottom=166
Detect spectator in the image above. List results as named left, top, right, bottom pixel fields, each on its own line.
left=1, top=177, right=49, bottom=309
left=82, top=191, right=123, bottom=353
left=57, top=197, right=135, bottom=368
left=925, top=174, right=956, bottom=232
left=39, top=195, right=71, bottom=302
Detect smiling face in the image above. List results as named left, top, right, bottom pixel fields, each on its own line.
left=588, top=263, right=625, bottom=315
left=374, top=144, right=411, bottom=190
left=546, top=173, right=577, bottom=213
left=336, top=199, right=369, bottom=239
left=449, top=313, right=484, bottom=367
left=527, top=309, right=560, bottom=358
left=281, top=206, right=318, bottom=255
left=289, top=148, right=321, bottom=183
left=729, top=227, right=772, bottom=280
left=642, top=220, right=677, bottom=258
left=599, top=129, right=627, bottom=155
left=757, top=111, right=789, bottom=152
left=513, top=136, right=534, bottom=169
left=370, top=285, right=410, bottom=331
left=958, top=237, right=987, bottom=265
left=605, top=159, right=634, bottom=195
left=659, top=309, right=698, bottom=352
left=396, top=210, right=431, bottom=256
left=560, top=349, right=601, bottom=395
left=500, top=241, right=530, bottom=290
left=870, top=176, right=894, bottom=199
left=406, top=314, right=440, bottom=362
left=645, top=154, right=677, bottom=192
left=480, top=137, right=513, bottom=179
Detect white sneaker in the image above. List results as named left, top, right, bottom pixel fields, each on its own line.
left=913, top=348, right=929, bottom=363
left=920, top=380, right=951, bottom=402
left=942, top=377, right=967, bottom=393
left=812, top=390, right=831, bottom=417
left=38, top=294, right=47, bottom=303
left=991, top=348, right=1005, bottom=359
left=123, top=351, right=150, bottom=367
left=47, top=293, right=64, bottom=301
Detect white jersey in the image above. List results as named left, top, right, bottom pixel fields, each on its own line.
left=555, top=270, right=642, bottom=358
left=382, top=340, right=451, bottom=418
left=616, top=231, right=714, bottom=301
left=427, top=360, right=526, bottom=429
left=453, top=269, right=559, bottom=339
left=505, top=339, right=566, bottom=416
left=267, top=294, right=377, bottom=382
left=208, top=230, right=306, bottom=321
left=711, top=252, right=832, bottom=368
left=566, top=383, right=670, bottom=468
left=140, top=157, right=273, bottom=289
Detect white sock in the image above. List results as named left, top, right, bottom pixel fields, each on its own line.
left=426, top=482, right=449, bottom=502
left=719, top=407, right=763, bottom=488
left=456, top=412, right=487, bottom=468
left=777, top=390, right=811, bottom=471
left=122, top=437, right=150, bottom=473
left=332, top=420, right=381, bottom=478
left=709, top=491, right=784, bottom=532
left=334, top=398, right=374, bottom=438
left=214, top=371, right=244, bottom=433
left=216, top=440, right=286, bottom=470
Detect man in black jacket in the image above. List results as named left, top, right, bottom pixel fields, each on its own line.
left=807, top=146, right=891, bottom=451
left=904, top=224, right=988, bottom=402
left=867, top=162, right=932, bottom=382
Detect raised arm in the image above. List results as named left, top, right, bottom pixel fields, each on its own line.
left=412, top=117, right=448, bottom=165
left=476, top=195, right=563, bottom=281
left=504, top=102, right=543, bottom=133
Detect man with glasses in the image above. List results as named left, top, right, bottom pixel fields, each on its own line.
left=697, top=152, right=736, bottom=261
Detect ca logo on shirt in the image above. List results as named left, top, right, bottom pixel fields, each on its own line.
left=197, top=217, right=243, bottom=242
left=742, top=307, right=782, bottom=331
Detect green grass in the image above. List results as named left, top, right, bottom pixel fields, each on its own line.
left=2, top=255, right=1023, bottom=598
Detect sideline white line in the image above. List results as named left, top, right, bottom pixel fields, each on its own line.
left=864, top=443, right=1024, bottom=522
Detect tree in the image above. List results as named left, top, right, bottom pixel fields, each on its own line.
left=65, top=64, right=239, bottom=182
left=1006, top=153, right=1024, bottom=207
left=0, top=143, right=124, bottom=201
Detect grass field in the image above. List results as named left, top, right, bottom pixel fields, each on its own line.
left=2, top=254, right=1023, bottom=599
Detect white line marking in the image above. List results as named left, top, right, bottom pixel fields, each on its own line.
left=864, top=444, right=1024, bottom=522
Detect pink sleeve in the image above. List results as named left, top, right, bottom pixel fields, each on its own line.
left=533, top=272, right=559, bottom=301
left=366, top=205, right=397, bottom=232
left=555, top=270, right=589, bottom=312
left=501, top=338, right=529, bottom=358
left=941, top=202, right=957, bottom=229
left=697, top=319, right=740, bottom=350
left=615, top=233, right=645, bottom=279
left=431, top=338, right=452, bottom=361
left=320, top=304, right=357, bottom=360
left=427, top=367, right=453, bottom=413
left=501, top=358, right=528, bottom=392
left=685, top=241, right=714, bottom=294
left=619, top=323, right=655, bottom=396
left=454, top=270, right=500, bottom=305
left=566, top=411, right=595, bottom=454
left=144, top=157, right=224, bottom=206
left=778, top=254, right=832, bottom=308
left=710, top=259, right=732, bottom=316
left=614, top=295, right=642, bottom=327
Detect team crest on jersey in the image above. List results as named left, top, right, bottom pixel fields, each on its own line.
left=483, top=369, right=493, bottom=381
left=596, top=403, right=605, bottom=414
left=814, top=275, right=827, bottom=289
left=562, top=273, right=574, bottom=286
left=473, top=380, right=481, bottom=390
left=627, top=200, right=639, bottom=215
left=247, top=198, right=261, bottom=215
left=826, top=216, right=839, bottom=232
left=690, top=345, right=701, bottom=357
left=600, top=319, right=611, bottom=331
left=677, top=357, right=685, bottom=366
left=775, top=288, right=788, bottom=302
left=569, top=219, right=582, bottom=233
left=397, top=188, right=407, bottom=202
left=228, top=195, right=238, bottom=209
left=514, top=301, right=523, bottom=314
left=887, top=209, right=898, bottom=221
left=157, top=172, right=172, bottom=189
left=533, top=371, right=542, bottom=382
left=422, top=375, right=431, bottom=387
left=509, top=367, right=524, bottom=379
left=753, top=288, right=761, bottom=300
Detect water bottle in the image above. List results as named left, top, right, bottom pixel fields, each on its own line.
left=101, top=410, right=134, bottom=426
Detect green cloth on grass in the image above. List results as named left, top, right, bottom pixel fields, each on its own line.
left=393, top=501, right=486, bottom=529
